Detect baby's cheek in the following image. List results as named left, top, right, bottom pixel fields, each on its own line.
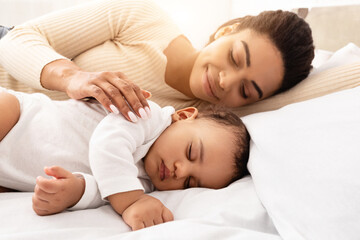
left=153, top=180, right=182, bottom=191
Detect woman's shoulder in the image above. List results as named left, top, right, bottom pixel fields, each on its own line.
left=109, top=0, right=181, bottom=38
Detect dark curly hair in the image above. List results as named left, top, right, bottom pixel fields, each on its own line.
left=198, top=108, right=250, bottom=184
left=208, top=10, right=315, bottom=94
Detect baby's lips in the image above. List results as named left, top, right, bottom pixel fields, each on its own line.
left=160, top=161, right=165, bottom=181
left=164, top=165, right=171, bottom=179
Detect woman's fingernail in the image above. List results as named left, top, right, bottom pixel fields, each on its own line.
left=138, top=108, right=148, bottom=120
left=145, top=106, right=151, bottom=118
left=110, top=104, right=119, bottom=114
left=142, top=90, right=152, bottom=99
left=128, top=111, right=138, bottom=123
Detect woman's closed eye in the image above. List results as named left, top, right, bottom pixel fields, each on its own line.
left=230, top=48, right=239, bottom=68
left=240, top=81, right=248, bottom=99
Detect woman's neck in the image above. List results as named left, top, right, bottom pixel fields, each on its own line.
left=164, top=35, right=199, bottom=98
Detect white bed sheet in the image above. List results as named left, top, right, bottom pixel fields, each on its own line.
left=0, top=176, right=280, bottom=240
left=2, top=45, right=359, bottom=240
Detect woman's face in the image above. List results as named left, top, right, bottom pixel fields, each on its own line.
left=189, top=29, right=284, bottom=108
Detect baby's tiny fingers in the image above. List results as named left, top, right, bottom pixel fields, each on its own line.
left=44, top=166, right=73, bottom=179
left=153, top=215, right=164, bottom=225
left=143, top=218, right=155, bottom=228
left=36, top=176, right=59, bottom=194
left=32, top=195, right=50, bottom=216
left=162, top=208, right=174, bottom=223
left=34, top=184, right=51, bottom=202
left=33, top=207, right=50, bottom=216
left=131, top=221, right=145, bottom=231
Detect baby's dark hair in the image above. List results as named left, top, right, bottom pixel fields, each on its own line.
left=197, top=107, right=250, bottom=184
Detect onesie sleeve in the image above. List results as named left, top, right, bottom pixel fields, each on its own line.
left=89, top=101, right=173, bottom=200
left=0, top=0, right=170, bottom=89
left=68, top=172, right=106, bottom=210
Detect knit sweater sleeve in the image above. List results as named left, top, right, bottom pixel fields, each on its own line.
left=0, top=0, right=170, bottom=89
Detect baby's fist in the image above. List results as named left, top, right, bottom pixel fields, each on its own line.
left=32, top=166, right=85, bottom=216
left=122, top=195, right=173, bottom=231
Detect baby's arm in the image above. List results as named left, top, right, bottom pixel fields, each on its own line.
left=32, top=166, right=85, bottom=216
left=89, top=102, right=175, bottom=230
left=108, top=191, right=173, bottom=231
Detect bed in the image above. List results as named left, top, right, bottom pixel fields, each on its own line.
left=1, top=3, right=360, bottom=240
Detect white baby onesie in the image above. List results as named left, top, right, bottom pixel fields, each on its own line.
left=0, top=87, right=174, bottom=209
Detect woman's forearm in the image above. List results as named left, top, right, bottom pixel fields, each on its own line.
left=40, top=59, right=82, bottom=92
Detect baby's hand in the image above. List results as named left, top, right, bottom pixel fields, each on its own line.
left=122, top=194, right=174, bottom=231
left=32, top=166, right=85, bottom=216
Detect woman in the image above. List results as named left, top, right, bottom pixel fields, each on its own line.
left=0, top=0, right=314, bottom=122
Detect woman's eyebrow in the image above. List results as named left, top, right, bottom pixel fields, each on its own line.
left=241, top=40, right=263, bottom=99
left=240, top=40, right=263, bottom=99
left=241, top=40, right=251, bottom=67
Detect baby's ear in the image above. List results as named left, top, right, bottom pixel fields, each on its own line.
left=172, top=107, right=198, bottom=122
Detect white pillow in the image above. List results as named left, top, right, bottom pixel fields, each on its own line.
left=311, top=48, right=333, bottom=69
left=311, top=43, right=360, bottom=75
left=242, top=87, right=360, bottom=240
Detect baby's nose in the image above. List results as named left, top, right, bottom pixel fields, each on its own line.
left=174, top=160, right=189, bottom=179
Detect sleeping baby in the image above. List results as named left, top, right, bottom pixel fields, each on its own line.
left=0, top=87, right=250, bottom=231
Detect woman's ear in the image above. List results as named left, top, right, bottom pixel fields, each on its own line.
left=172, top=107, right=198, bottom=122
left=214, top=23, right=240, bottom=40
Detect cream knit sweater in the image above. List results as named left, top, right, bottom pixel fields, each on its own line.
left=1, top=0, right=360, bottom=116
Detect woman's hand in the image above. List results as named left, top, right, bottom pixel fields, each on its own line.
left=41, top=59, right=151, bottom=122
left=32, top=166, right=85, bottom=216
left=66, top=70, right=151, bottom=122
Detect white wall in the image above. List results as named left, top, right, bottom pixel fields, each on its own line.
left=1, top=0, right=360, bottom=49
left=0, top=0, right=91, bottom=25
left=230, top=0, right=360, bottom=18
left=154, top=0, right=232, bottom=48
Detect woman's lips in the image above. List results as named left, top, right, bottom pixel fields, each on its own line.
left=202, top=67, right=218, bottom=100
left=160, top=161, right=170, bottom=181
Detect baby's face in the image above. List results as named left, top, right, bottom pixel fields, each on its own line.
left=144, top=118, right=236, bottom=191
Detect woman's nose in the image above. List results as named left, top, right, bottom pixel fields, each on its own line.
left=219, top=72, right=226, bottom=90
left=219, top=71, right=239, bottom=92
